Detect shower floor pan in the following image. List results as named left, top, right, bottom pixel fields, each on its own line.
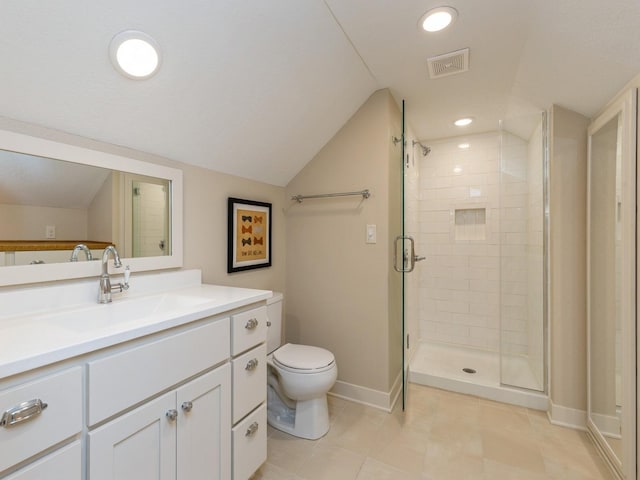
left=409, top=341, right=547, bottom=410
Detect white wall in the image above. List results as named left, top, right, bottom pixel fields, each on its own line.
left=0, top=203, right=88, bottom=240
left=285, top=89, right=402, bottom=403
left=87, top=173, right=114, bottom=244
left=548, top=105, right=589, bottom=412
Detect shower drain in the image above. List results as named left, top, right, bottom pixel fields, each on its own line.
left=462, top=367, right=477, bottom=374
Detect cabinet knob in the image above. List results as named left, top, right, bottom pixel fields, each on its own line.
left=181, top=401, right=193, bottom=413
left=166, top=409, right=178, bottom=422
left=245, top=318, right=259, bottom=330
left=245, top=358, right=259, bottom=371
left=245, top=421, right=259, bottom=437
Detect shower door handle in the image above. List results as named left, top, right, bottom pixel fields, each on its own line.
left=394, top=235, right=419, bottom=272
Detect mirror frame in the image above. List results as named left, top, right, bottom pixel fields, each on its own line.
left=0, top=129, right=183, bottom=287
left=586, top=87, right=636, bottom=479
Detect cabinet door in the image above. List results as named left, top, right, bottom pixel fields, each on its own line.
left=4, top=441, right=81, bottom=480
left=176, top=364, right=231, bottom=480
left=88, top=392, right=176, bottom=480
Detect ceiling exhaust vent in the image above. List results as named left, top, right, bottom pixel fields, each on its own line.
left=427, top=48, right=469, bottom=79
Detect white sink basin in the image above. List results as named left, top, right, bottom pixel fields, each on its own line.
left=33, top=293, right=212, bottom=333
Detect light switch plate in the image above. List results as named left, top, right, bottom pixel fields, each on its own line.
left=45, top=225, right=56, bottom=239
left=366, top=224, right=377, bottom=244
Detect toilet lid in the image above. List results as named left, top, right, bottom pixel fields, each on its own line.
left=272, top=343, right=335, bottom=371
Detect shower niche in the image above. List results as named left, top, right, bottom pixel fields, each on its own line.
left=453, top=207, right=487, bottom=242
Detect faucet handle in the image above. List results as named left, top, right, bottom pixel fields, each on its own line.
left=111, top=266, right=131, bottom=295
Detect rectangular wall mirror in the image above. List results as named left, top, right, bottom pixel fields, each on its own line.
left=0, top=129, right=183, bottom=287
left=587, top=88, right=636, bottom=479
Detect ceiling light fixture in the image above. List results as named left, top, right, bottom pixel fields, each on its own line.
left=454, top=117, right=473, bottom=127
left=419, top=6, right=458, bottom=32
left=458, top=143, right=470, bottom=149
left=110, top=31, right=161, bottom=80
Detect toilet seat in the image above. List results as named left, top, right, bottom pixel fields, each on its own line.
left=272, top=343, right=335, bottom=374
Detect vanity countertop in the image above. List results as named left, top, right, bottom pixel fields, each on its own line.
left=0, top=282, right=271, bottom=379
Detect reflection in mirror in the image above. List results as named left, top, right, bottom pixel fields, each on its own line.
left=0, top=150, right=171, bottom=266
left=588, top=113, right=622, bottom=461
left=587, top=87, right=636, bottom=480
left=0, top=128, right=182, bottom=287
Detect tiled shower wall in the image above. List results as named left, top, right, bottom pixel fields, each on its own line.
left=418, top=129, right=542, bottom=360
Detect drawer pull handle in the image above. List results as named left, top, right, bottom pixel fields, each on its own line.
left=181, top=401, right=193, bottom=413
left=245, top=421, right=259, bottom=437
left=245, top=358, right=259, bottom=371
left=1, top=399, right=48, bottom=428
left=245, top=318, right=259, bottom=330
left=166, top=409, right=178, bottom=422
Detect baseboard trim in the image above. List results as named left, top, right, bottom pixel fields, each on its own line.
left=329, top=374, right=402, bottom=412
left=547, top=398, right=587, bottom=430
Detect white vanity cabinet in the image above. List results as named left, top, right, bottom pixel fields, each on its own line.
left=230, top=306, right=268, bottom=479
left=87, top=318, right=232, bottom=480
left=89, top=366, right=231, bottom=480
left=0, top=278, right=271, bottom=480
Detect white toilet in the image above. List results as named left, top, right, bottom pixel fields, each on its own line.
left=266, top=292, right=338, bottom=440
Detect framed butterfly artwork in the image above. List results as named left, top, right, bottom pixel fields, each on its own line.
left=227, top=197, right=272, bottom=273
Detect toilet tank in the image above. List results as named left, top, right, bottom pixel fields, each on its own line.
left=266, top=292, right=283, bottom=354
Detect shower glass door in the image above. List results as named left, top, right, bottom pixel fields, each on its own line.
left=498, top=112, right=547, bottom=392
left=396, top=100, right=422, bottom=410
left=399, top=99, right=408, bottom=410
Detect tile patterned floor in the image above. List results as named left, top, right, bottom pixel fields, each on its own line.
left=252, top=383, right=613, bottom=480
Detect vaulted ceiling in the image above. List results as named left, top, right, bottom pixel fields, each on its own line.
left=2, top=1, right=640, bottom=186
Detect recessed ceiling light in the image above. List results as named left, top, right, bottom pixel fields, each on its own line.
left=110, top=31, right=161, bottom=79
left=458, top=143, right=470, bottom=149
left=453, top=166, right=463, bottom=174
left=454, top=117, right=473, bottom=127
left=419, top=7, right=458, bottom=32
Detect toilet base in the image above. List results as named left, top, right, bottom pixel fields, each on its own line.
left=267, top=384, right=330, bottom=440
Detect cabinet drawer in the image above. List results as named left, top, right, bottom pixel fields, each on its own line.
left=232, top=343, right=266, bottom=424
left=232, top=403, right=266, bottom=480
left=88, top=318, right=230, bottom=426
left=4, top=441, right=81, bottom=480
left=0, top=368, right=82, bottom=473
left=231, top=306, right=267, bottom=355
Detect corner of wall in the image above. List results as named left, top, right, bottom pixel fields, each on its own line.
left=548, top=104, right=590, bottom=412
left=284, top=87, right=400, bottom=397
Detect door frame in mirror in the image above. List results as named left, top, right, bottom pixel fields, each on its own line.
left=586, top=87, right=636, bottom=479
left=0, top=129, right=183, bottom=287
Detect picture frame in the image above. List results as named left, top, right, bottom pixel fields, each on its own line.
left=227, top=197, right=272, bottom=273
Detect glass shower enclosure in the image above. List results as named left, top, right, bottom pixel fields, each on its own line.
left=404, top=110, right=548, bottom=397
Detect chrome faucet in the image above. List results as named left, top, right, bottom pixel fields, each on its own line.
left=70, top=244, right=93, bottom=262
left=98, top=246, right=130, bottom=303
